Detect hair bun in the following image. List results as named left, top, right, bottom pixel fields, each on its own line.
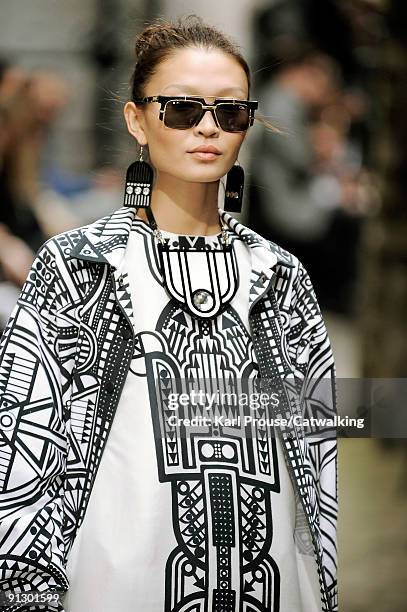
left=134, top=21, right=172, bottom=60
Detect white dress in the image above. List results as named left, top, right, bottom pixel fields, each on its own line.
left=63, top=214, right=322, bottom=612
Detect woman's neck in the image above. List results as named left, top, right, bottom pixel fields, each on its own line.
left=135, top=172, right=222, bottom=236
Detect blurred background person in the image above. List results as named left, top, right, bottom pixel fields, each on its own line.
left=0, top=57, right=125, bottom=330
left=0, top=59, right=81, bottom=328
left=247, top=49, right=375, bottom=315
left=0, top=60, right=44, bottom=325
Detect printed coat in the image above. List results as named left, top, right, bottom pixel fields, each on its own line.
left=0, top=205, right=338, bottom=611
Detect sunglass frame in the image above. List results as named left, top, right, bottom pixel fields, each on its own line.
left=133, top=95, right=259, bottom=131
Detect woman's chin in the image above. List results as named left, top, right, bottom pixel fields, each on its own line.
left=156, top=158, right=228, bottom=183
left=185, top=161, right=228, bottom=180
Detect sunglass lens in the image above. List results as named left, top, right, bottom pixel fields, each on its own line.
left=217, top=103, right=250, bottom=132
left=164, top=100, right=202, bottom=129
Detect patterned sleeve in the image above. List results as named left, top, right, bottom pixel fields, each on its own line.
left=0, top=241, right=68, bottom=611
left=288, top=259, right=338, bottom=612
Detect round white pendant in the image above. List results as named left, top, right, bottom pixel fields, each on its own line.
left=193, top=290, right=211, bottom=310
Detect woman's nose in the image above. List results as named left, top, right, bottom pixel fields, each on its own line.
left=194, top=108, right=220, bottom=135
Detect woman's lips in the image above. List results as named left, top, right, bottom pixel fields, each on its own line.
left=188, top=145, right=222, bottom=160
left=189, top=151, right=221, bottom=160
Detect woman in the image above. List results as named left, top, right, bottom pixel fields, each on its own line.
left=0, top=15, right=337, bottom=612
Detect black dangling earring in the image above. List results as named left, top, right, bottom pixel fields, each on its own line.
left=224, top=161, right=244, bottom=213
left=123, top=145, right=154, bottom=208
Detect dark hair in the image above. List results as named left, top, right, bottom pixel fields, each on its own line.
left=130, top=14, right=251, bottom=100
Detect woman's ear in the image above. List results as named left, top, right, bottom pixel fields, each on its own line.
left=123, top=101, right=148, bottom=146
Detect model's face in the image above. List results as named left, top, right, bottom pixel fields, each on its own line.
left=124, top=47, right=250, bottom=183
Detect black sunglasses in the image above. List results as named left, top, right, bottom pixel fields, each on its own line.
left=133, top=95, right=259, bottom=133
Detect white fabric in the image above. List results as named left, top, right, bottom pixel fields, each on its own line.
left=64, top=218, right=322, bottom=612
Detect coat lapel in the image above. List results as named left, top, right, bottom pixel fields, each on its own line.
left=70, top=206, right=137, bottom=329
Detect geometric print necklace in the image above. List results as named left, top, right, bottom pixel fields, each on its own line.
left=144, top=205, right=239, bottom=320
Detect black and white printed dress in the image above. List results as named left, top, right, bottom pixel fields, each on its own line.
left=63, top=213, right=322, bottom=612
